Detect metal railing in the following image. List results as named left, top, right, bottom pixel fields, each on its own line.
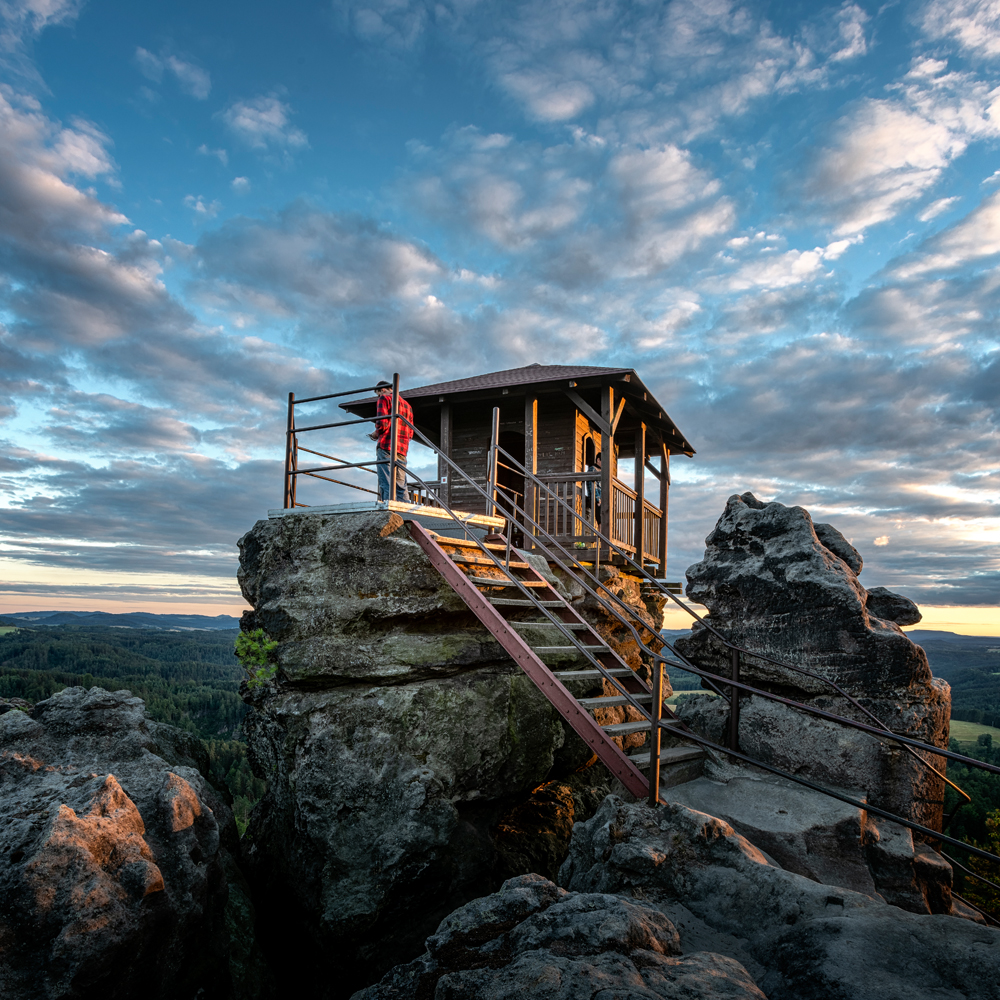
left=276, top=387, right=1000, bottom=907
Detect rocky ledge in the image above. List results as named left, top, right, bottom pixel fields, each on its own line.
left=0, top=686, right=265, bottom=1000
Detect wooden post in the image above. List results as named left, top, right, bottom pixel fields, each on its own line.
left=658, top=444, right=669, bottom=578
left=283, top=391, right=295, bottom=508
left=600, top=386, right=614, bottom=552
left=439, top=401, right=451, bottom=508
left=524, top=394, right=538, bottom=548
left=648, top=662, right=663, bottom=806
left=388, top=372, right=400, bottom=503
left=634, top=421, right=646, bottom=564
left=487, top=406, right=500, bottom=517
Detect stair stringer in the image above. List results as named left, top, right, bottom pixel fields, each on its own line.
left=408, top=519, right=648, bottom=797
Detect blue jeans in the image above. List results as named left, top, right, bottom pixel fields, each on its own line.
left=376, top=448, right=408, bottom=502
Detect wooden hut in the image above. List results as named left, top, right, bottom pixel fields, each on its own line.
left=342, top=363, right=694, bottom=576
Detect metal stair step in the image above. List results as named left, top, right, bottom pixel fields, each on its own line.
left=489, top=598, right=564, bottom=607
left=533, top=645, right=611, bottom=654
left=603, top=720, right=653, bottom=736
left=468, top=577, right=549, bottom=588
left=451, top=555, right=531, bottom=569
left=553, top=668, right=633, bottom=680
left=628, top=746, right=704, bottom=768
left=510, top=621, right=588, bottom=630
left=578, top=694, right=652, bottom=708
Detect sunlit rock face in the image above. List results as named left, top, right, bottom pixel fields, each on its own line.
left=0, top=687, right=239, bottom=999
left=559, top=797, right=1000, bottom=1000
left=354, top=873, right=765, bottom=1000
left=238, top=510, right=645, bottom=999
left=674, top=492, right=949, bottom=834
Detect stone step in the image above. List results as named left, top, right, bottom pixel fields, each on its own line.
left=628, top=746, right=704, bottom=768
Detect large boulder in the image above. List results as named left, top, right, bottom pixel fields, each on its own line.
left=237, top=509, right=651, bottom=998
left=353, top=873, right=765, bottom=999
left=0, top=687, right=247, bottom=999
left=560, top=796, right=1000, bottom=1000
left=673, top=492, right=949, bottom=836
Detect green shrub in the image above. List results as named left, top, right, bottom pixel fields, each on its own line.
left=234, top=629, right=278, bottom=689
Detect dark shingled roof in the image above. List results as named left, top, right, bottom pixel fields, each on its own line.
left=399, top=363, right=633, bottom=398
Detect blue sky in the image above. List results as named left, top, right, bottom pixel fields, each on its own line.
left=0, top=0, right=998, bottom=625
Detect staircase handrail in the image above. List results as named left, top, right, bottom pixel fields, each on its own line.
left=489, top=439, right=981, bottom=797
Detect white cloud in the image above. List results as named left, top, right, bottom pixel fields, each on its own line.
left=918, top=196, right=960, bottom=221
left=891, top=189, right=1000, bottom=277
left=197, top=143, right=228, bottom=166
left=0, top=0, right=83, bottom=79
left=184, top=194, right=221, bottom=219
left=220, top=96, right=308, bottom=155
left=873, top=535, right=890, bottom=546
left=802, top=61, right=1000, bottom=234
left=921, top=0, right=1000, bottom=59
left=164, top=55, right=211, bottom=99
left=719, top=238, right=855, bottom=291
left=132, top=47, right=211, bottom=99
left=231, top=176, right=250, bottom=194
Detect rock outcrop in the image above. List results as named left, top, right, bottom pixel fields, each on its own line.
left=0, top=686, right=249, bottom=999
left=354, top=873, right=765, bottom=1000
left=560, top=796, right=1000, bottom=1000
left=237, top=509, right=651, bottom=997
left=674, top=492, right=949, bottom=836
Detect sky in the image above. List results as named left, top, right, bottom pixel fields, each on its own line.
left=0, top=0, right=998, bottom=633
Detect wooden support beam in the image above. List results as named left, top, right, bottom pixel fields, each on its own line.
left=439, top=401, right=452, bottom=508
left=644, top=458, right=663, bottom=481
left=563, top=388, right=610, bottom=436
left=524, top=393, right=538, bottom=549
left=634, top=421, right=646, bottom=563
left=658, top=443, right=669, bottom=578
left=611, top=397, right=626, bottom=435
left=600, top=386, right=614, bottom=548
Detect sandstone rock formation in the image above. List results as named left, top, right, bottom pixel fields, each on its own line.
left=354, top=873, right=765, bottom=1000
left=561, top=796, right=1000, bottom=1000
left=0, top=686, right=252, bottom=999
left=673, top=492, right=949, bottom=835
left=238, top=509, right=655, bottom=997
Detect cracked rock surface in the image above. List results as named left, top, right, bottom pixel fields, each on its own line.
left=353, top=873, right=765, bottom=1000
left=0, top=686, right=243, bottom=1000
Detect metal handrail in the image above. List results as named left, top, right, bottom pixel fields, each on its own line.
left=278, top=387, right=1000, bottom=884
left=490, top=440, right=978, bottom=795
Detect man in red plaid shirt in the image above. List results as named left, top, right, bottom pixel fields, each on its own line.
left=370, top=380, right=414, bottom=502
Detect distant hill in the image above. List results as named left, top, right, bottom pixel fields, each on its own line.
left=0, top=610, right=242, bottom=631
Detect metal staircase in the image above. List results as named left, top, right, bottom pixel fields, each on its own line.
left=408, top=521, right=703, bottom=803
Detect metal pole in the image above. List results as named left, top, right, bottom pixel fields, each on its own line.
left=648, top=662, right=663, bottom=806
left=284, top=392, right=295, bottom=508
left=729, top=647, right=740, bottom=751
left=488, top=406, right=500, bottom=518
left=389, top=372, right=400, bottom=504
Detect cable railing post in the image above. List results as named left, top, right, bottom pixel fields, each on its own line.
left=389, top=372, right=400, bottom=503
left=729, top=647, right=741, bottom=751
left=648, top=661, right=663, bottom=806
left=283, top=391, right=295, bottom=508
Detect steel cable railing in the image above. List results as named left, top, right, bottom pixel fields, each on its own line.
left=284, top=389, right=1000, bottom=884
left=489, top=439, right=975, bottom=807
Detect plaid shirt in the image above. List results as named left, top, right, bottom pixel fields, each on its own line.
left=375, top=393, right=414, bottom=456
